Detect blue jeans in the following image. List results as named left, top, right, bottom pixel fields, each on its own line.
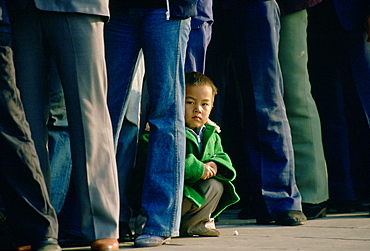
left=115, top=118, right=139, bottom=223
left=185, top=0, right=213, bottom=73
left=220, top=0, right=302, bottom=218
left=185, top=21, right=212, bottom=73
left=48, top=128, right=72, bottom=214
left=105, top=8, right=190, bottom=237
left=48, top=61, right=72, bottom=214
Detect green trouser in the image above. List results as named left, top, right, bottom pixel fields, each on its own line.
left=279, top=10, right=329, bottom=204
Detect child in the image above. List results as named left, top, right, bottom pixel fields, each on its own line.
left=129, top=71, right=239, bottom=237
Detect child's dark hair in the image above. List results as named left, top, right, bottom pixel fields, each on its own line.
left=185, top=71, right=218, bottom=98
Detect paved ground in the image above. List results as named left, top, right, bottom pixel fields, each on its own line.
left=63, top=210, right=370, bottom=251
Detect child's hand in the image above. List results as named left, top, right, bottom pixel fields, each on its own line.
left=201, top=163, right=217, bottom=180
left=205, top=161, right=218, bottom=174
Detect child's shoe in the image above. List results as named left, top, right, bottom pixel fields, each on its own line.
left=198, top=229, right=221, bottom=237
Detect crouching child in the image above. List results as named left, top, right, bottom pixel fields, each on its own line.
left=129, top=71, right=240, bottom=237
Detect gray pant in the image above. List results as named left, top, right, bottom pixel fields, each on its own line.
left=9, top=5, right=119, bottom=241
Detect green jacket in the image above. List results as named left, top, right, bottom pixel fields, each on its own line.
left=184, top=124, right=239, bottom=218
left=128, top=124, right=240, bottom=218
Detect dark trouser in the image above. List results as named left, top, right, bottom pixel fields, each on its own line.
left=307, top=0, right=370, bottom=202
left=0, top=38, right=58, bottom=246
left=207, top=0, right=302, bottom=218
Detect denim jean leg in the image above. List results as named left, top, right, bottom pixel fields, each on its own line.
left=48, top=129, right=72, bottom=214
left=116, top=119, right=138, bottom=223
left=105, top=9, right=146, bottom=225
left=252, top=1, right=301, bottom=217
left=105, top=9, right=142, bottom=143
left=48, top=66, right=72, bottom=214
left=229, top=1, right=302, bottom=218
left=116, top=54, right=144, bottom=223
left=105, top=9, right=190, bottom=236
left=140, top=11, right=190, bottom=237
left=185, top=22, right=212, bottom=73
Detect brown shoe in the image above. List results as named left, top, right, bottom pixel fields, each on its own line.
left=16, top=246, right=31, bottom=251
left=91, top=239, right=119, bottom=250
left=17, top=238, right=61, bottom=251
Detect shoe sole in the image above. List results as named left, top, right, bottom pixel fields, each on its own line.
left=134, top=237, right=171, bottom=247
left=275, top=219, right=306, bottom=226
left=306, top=208, right=327, bottom=220
left=198, top=229, right=221, bottom=237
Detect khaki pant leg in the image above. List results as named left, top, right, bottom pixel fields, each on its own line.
left=180, top=179, right=224, bottom=236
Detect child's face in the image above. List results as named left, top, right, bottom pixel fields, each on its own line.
left=185, top=84, right=213, bottom=130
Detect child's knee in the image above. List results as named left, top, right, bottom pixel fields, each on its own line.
left=201, top=178, right=224, bottom=195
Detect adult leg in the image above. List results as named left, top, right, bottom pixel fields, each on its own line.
left=205, top=0, right=235, bottom=127
left=279, top=10, right=328, bottom=208
left=104, top=10, right=144, bottom=241
left=0, top=42, right=58, bottom=248
left=348, top=29, right=370, bottom=126
left=140, top=9, right=190, bottom=237
left=307, top=1, right=357, bottom=208
left=346, top=10, right=370, bottom=208
left=46, top=12, right=119, bottom=241
left=104, top=9, right=143, bottom=142
left=115, top=61, right=145, bottom=240
left=9, top=5, right=52, bottom=190
left=225, top=0, right=303, bottom=221
left=48, top=60, right=72, bottom=214
left=185, top=21, right=212, bottom=73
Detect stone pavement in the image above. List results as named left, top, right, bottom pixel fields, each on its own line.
left=63, top=209, right=370, bottom=251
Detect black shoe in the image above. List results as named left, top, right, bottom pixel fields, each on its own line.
left=256, top=213, right=275, bottom=225
left=58, top=233, right=88, bottom=248
left=302, top=202, right=327, bottom=220
left=251, top=202, right=275, bottom=224
left=275, top=210, right=306, bottom=226
left=32, top=238, right=61, bottom=251
left=119, top=221, right=133, bottom=242
left=327, top=200, right=356, bottom=214
left=356, top=200, right=370, bottom=211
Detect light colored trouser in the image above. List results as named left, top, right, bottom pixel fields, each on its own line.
left=279, top=10, right=329, bottom=204
left=180, top=179, right=224, bottom=236
left=10, top=7, right=119, bottom=241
